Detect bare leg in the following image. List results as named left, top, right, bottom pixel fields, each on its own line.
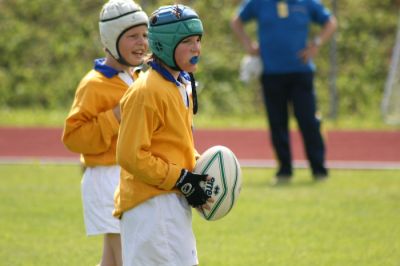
left=100, top=233, right=122, bottom=266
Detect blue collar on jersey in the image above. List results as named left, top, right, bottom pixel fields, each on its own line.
left=94, top=58, right=119, bottom=78
left=148, top=60, right=188, bottom=87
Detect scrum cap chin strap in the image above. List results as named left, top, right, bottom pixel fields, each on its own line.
left=189, top=72, right=198, bottom=115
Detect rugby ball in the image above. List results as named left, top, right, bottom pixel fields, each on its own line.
left=194, top=145, right=242, bottom=221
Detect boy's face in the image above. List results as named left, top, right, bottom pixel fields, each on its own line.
left=175, top=35, right=201, bottom=72
left=118, top=24, right=149, bottom=66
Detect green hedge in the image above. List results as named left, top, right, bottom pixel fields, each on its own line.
left=0, top=0, right=399, bottom=120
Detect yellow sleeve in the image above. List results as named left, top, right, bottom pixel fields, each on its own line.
left=62, top=85, right=119, bottom=155
left=117, top=91, right=181, bottom=191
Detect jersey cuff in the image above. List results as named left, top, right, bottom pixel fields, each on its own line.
left=159, top=163, right=181, bottom=190
left=105, top=109, right=120, bottom=135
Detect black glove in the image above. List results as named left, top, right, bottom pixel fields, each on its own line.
left=176, top=169, right=210, bottom=207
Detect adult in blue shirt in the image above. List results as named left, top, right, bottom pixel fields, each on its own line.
left=231, top=0, right=337, bottom=184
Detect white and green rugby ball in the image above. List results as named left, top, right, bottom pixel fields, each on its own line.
left=194, top=145, right=242, bottom=221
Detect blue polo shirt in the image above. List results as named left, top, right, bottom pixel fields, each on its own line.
left=238, top=0, right=331, bottom=74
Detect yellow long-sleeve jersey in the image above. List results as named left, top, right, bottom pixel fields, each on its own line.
left=114, top=68, right=197, bottom=218
left=62, top=66, right=136, bottom=166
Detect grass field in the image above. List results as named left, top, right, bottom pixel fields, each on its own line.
left=1, top=108, right=399, bottom=130
left=0, top=164, right=399, bottom=265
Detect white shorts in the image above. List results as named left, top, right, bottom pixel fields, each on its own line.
left=81, top=165, right=120, bottom=236
left=120, top=193, right=198, bottom=266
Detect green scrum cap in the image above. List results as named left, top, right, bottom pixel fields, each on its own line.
left=148, top=4, right=203, bottom=70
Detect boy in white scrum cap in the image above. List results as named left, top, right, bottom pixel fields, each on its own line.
left=62, top=1, right=148, bottom=265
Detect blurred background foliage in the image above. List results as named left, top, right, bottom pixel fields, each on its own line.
left=1, top=0, right=400, bottom=123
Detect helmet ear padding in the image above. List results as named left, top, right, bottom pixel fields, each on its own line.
left=148, top=5, right=203, bottom=69
left=99, top=0, right=148, bottom=61
left=153, top=41, right=163, bottom=53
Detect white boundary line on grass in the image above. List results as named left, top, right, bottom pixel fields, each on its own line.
left=0, top=156, right=399, bottom=170
left=0, top=156, right=80, bottom=165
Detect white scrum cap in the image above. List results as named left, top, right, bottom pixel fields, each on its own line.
left=99, top=0, right=148, bottom=60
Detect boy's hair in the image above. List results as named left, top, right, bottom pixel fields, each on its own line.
left=148, top=4, right=203, bottom=70
left=99, top=0, right=148, bottom=65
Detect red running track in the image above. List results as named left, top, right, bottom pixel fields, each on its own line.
left=0, top=127, right=399, bottom=169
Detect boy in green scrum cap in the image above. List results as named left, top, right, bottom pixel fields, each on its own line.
left=113, top=4, right=213, bottom=266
